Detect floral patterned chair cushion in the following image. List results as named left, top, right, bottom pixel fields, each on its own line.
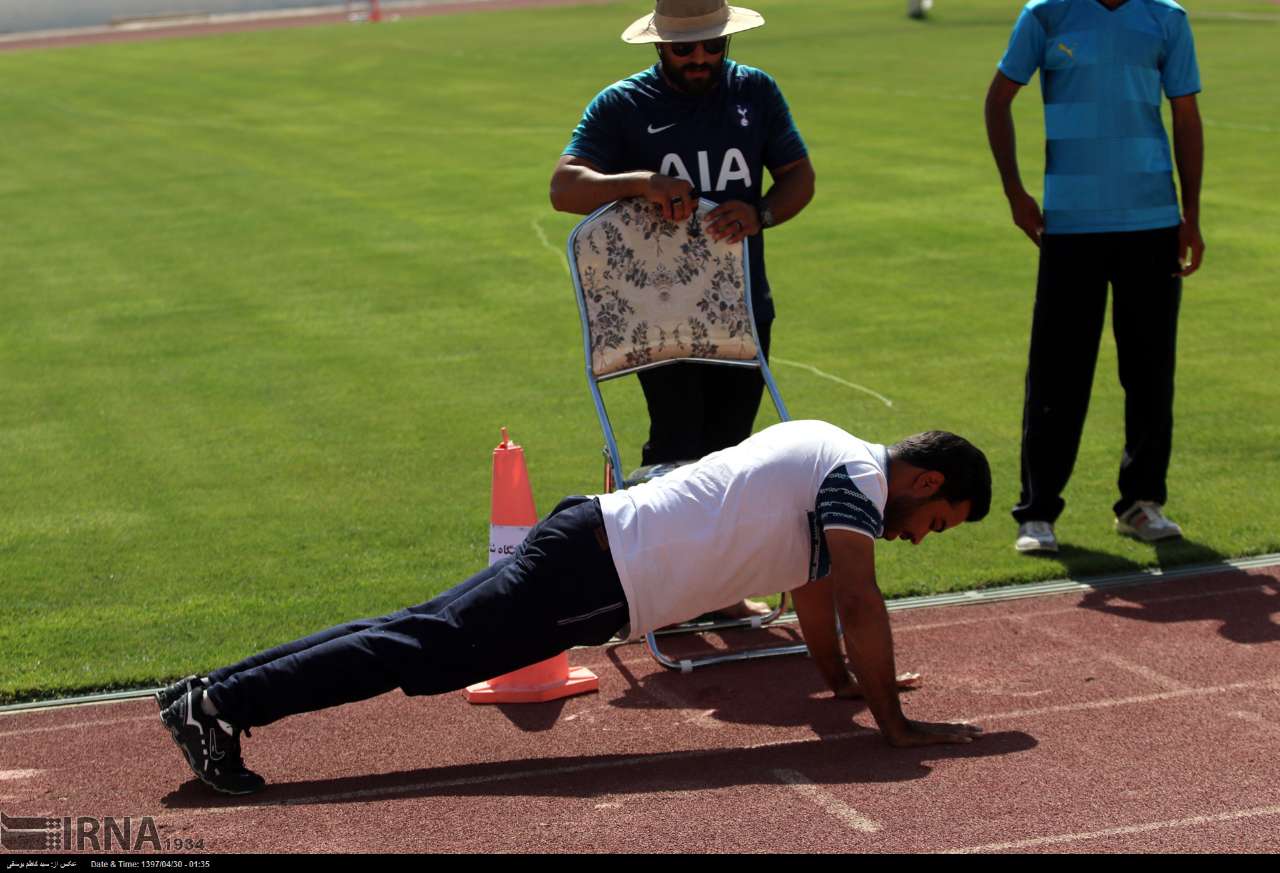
left=571, top=197, right=760, bottom=380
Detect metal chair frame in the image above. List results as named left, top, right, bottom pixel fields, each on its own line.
left=567, top=197, right=809, bottom=672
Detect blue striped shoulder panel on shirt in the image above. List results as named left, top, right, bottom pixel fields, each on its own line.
left=807, top=465, right=884, bottom=581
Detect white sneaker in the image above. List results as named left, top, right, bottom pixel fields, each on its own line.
left=1116, top=501, right=1183, bottom=542
left=1015, top=521, right=1058, bottom=553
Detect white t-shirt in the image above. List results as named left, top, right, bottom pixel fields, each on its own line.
left=595, top=420, right=890, bottom=638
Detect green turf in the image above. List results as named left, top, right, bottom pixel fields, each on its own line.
left=1, top=0, right=1277, bottom=702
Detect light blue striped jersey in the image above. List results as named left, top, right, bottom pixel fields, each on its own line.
left=998, top=0, right=1200, bottom=234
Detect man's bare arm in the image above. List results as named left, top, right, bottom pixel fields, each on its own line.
left=549, top=155, right=696, bottom=222
left=984, top=71, right=1043, bottom=247
left=1170, top=93, right=1205, bottom=277
left=705, top=157, right=816, bottom=245
left=790, top=577, right=850, bottom=695
left=792, top=576, right=920, bottom=699
left=826, top=529, right=981, bottom=746
left=762, top=157, right=816, bottom=228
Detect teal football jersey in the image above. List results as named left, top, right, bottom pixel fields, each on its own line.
left=564, top=60, right=808, bottom=321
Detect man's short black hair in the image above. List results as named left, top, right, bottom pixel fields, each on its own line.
left=889, top=431, right=992, bottom=522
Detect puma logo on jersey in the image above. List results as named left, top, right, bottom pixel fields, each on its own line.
left=647, top=123, right=677, bottom=134
left=1057, top=42, right=1074, bottom=58
left=660, top=148, right=752, bottom=192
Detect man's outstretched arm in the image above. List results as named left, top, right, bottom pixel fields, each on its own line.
left=825, top=529, right=981, bottom=746
left=791, top=575, right=919, bottom=699
left=791, top=576, right=853, bottom=696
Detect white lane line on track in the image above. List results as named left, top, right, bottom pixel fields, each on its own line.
left=891, top=580, right=1279, bottom=636
left=942, top=804, right=1280, bottom=853
left=770, top=358, right=894, bottom=408
left=772, top=768, right=881, bottom=833
left=0, top=769, right=41, bottom=780
left=1225, top=710, right=1280, bottom=735
left=963, top=680, right=1277, bottom=724
left=532, top=215, right=571, bottom=278
left=1011, top=616, right=1189, bottom=691
left=634, top=683, right=722, bottom=730
left=0, top=715, right=153, bottom=738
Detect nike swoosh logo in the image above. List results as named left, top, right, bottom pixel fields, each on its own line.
left=647, top=123, right=676, bottom=134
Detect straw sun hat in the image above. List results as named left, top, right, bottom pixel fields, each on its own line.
left=621, top=0, right=765, bottom=44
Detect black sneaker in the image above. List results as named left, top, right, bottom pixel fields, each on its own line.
left=160, top=687, right=266, bottom=795
left=154, top=675, right=203, bottom=711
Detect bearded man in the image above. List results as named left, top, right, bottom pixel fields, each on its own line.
left=550, top=0, right=816, bottom=618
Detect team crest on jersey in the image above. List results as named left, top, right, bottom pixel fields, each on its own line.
left=736, top=105, right=750, bottom=127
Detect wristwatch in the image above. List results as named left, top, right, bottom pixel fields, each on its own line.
left=759, top=203, right=776, bottom=229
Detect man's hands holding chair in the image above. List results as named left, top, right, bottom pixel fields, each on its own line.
left=643, top=172, right=761, bottom=245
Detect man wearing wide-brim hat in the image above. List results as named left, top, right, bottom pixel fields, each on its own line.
left=550, top=2, right=816, bottom=623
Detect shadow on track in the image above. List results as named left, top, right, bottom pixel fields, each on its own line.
left=159, top=632, right=1038, bottom=810
left=1076, top=561, right=1280, bottom=645
left=603, top=643, right=942, bottom=736
left=160, top=727, right=1037, bottom=809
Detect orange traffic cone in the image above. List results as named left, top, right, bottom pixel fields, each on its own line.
left=464, top=428, right=599, bottom=704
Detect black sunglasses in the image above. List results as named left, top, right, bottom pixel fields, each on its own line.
left=669, top=37, right=728, bottom=57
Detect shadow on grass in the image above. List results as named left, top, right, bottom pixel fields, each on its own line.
left=1014, top=535, right=1229, bottom=580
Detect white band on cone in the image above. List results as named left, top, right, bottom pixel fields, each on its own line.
left=489, top=524, right=531, bottom=565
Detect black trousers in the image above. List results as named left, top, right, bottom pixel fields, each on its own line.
left=205, top=497, right=627, bottom=728
left=1013, top=226, right=1182, bottom=524
left=637, top=318, right=773, bottom=465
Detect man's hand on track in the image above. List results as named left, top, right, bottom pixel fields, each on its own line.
left=885, top=719, right=984, bottom=747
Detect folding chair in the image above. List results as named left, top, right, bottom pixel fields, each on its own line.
left=567, top=196, right=809, bottom=672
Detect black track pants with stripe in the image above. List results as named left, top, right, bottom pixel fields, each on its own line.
left=205, top=497, right=627, bottom=728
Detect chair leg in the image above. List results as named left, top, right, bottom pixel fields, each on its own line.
left=645, top=593, right=810, bottom=671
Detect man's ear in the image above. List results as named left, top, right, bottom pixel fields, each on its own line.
left=913, top=470, right=944, bottom=497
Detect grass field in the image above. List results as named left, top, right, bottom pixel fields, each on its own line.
left=1, top=0, right=1277, bottom=702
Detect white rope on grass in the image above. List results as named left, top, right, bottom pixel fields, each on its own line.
left=771, top=358, right=894, bottom=408
left=1202, top=118, right=1279, bottom=134
left=532, top=214, right=572, bottom=278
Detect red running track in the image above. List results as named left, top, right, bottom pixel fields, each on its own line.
left=2, top=565, right=1278, bottom=853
